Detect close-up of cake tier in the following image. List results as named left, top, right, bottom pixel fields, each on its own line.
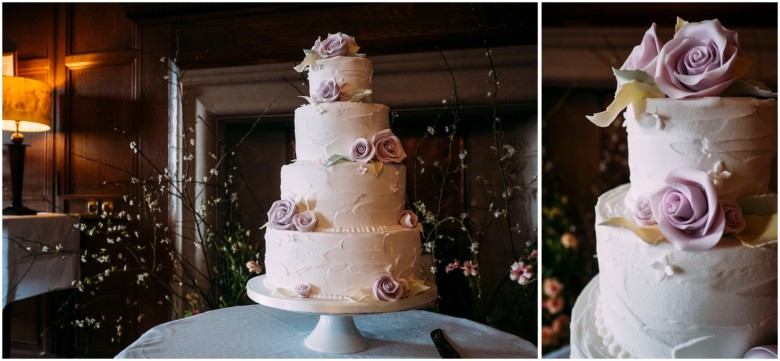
left=624, top=97, right=778, bottom=204
left=307, top=56, right=373, bottom=102
left=572, top=184, right=778, bottom=358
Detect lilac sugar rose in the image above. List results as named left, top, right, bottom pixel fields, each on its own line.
left=372, top=129, right=407, bottom=163
left=399, top=210, right=418, bottom=229
left=292, top=210, right=317, bottom=232
left=632, top=194, right=657, bottom=226
left=312, top=78, right=340, bottom=103
left=653, top=19, right=742, bottom=99
left=295, top=283, right=312, bottom=298
left=649, top=168, right=725, bottom=251
left=312, top=32, right=358, bottom=59
left=372, top=274, right=408, bottom=302
left=621, top=23, right=663, bottom=74
left=268, top=199, right=297, bottom=230
left=721, top=200, right=746, bottom=234
left=350, top=138, right=376, bottom=163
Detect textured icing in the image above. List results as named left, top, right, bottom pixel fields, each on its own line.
left=294, top=102, right=390, bottom=161
left=264, top=227, right=421, bottom=299
left=280, top=162, right=406, bottom=230
left=584, top=184, right=778, bottom=358
left=624, top=97, right=777, bottom=204
left=308, top=56, right=373, bottom=102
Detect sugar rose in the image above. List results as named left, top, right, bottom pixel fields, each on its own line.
left=632, top=195, right=657, bottom=226
left=372, top=129, right=407, bottom=163
left=621, top=23, right=663, bottom=74
left=268, top=199, right=297, bottom=230
left=312, top=78, right=340, bottom=103
left=350, top=137, right=375, bottom=163
left=292, top=210, right=317, bottom=232
left=654, top=19, right=742, bottom=99
left=398, top=210, right=418, bottom=229
left=313, top=32, right=358, bottom=59
left=649, top=168, right=725, bottom=251
left=720, top=200, right=746, bottom=234
left=372, top=274, right=407, bottom=301
left=295, top=283, right=312, bottom=298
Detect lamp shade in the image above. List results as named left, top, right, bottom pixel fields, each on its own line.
left=3, top=76, right=52, bottom=132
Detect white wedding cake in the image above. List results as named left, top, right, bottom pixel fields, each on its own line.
left=263, top=33, right=428, bottom=302
left=571, top=19, right=778, bottom=358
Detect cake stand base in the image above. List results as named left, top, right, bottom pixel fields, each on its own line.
left=305, top=315, right=368, bottom=353
left=246, top=275, right=437, bottom=354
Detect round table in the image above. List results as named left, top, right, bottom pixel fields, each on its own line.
left=115, top=304, right=537, bottom=358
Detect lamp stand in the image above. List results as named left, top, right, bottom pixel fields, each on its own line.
left=3, top=142, right=37, bottom=215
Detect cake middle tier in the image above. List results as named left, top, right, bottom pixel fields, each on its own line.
left=280, top=161, right=406, bottom=231
left=624, top=97, right=777, bottom=204
left=294, top=102, right=390, bottom=162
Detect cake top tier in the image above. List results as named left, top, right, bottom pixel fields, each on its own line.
left=294, top=32, right=373, bottom=103
left=587, top=18, right=776, bottom=128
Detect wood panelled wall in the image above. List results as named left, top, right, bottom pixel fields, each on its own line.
left=3, top=3, right=536, bottom=356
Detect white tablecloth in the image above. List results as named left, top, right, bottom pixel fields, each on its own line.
left=2, top=213, right=80, bottom=307
left=116, top=304, right=537, bottom=358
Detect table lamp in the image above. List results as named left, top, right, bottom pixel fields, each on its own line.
left=2, top=76, right=52, bottom=215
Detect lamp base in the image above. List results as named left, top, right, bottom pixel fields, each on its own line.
left=3, top=206, right=38, bottom=216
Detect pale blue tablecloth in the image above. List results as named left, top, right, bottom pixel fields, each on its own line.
left=116, top=304, right=537, bottom=358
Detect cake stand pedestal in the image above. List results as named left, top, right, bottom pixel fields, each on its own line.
left=246, top=275, right=437, bottom=354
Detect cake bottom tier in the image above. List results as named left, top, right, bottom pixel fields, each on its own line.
left=580, top=184, right=778, bottom=358
left=264, top=227, right=422, bottom=300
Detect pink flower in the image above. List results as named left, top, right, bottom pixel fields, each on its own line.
left=542, top=278, right=564, bottom=298
left=350, top=138, right=375, bottom=163
left=543, top=296, right=565, bottom=315
left=292, top=210, right=317, bottom=232
left=633, top=194, right=657, bottom=226
left=461, top=260, right=478, bottom=277
left=398, top=210, right=418, bottom=229
left=721, top=200, right=746, bottom=234
left=311, top=78, right=340, bottom=103
left=541, top=326, right=556, bottom=347
left=552, top=314, right=570, bottom=338
left=653, top=19, right=742, bottom=99
left=372, top=129, right=407, bottom=163
left=245, top=260, right=263, bottom=274
left=649, top=168, right=725, bottom=251
left=372, top=274, right=407, bottom=301
left=509, top=261, right=534, bottom=285
left=445, top=261, right=460, bottom=273
left=268, top=199, right=297, bottom=230
left=621, top=23, right=663, bottom=74
left=312, top=32, right=358, bottom=59
left=295, top=283, right=312, bottom=298
left=529, top=249, right=538, bottom=259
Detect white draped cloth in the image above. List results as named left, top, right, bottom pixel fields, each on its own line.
left=116, top=304, right=537, bottom=358
left=3, top=213, right=80, bottom=308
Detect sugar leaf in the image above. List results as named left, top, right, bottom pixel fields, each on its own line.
left=324, top=154, right=349, bottom=167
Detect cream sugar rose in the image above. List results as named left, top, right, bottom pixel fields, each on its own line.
left=263, top=33, right=429, bottom=302
left=571, top=18, right=777, bottom=359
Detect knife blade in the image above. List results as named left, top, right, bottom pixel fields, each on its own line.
left=431, top=328, right=461, bottom=358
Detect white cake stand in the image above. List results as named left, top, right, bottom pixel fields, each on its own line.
left=246, top=275, right=437, bottom=354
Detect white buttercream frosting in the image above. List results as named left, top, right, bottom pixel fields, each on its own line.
left=264, top=227, right=421, bottom=299
left=294, top=102, right=390, bottom=161
left=572, top=184, right=778, bottom=358
left=624, top=97, right=777, bottom=204
left=308, top=56, right=373, bottom=102
left=280, top=162, right=406, bottom=230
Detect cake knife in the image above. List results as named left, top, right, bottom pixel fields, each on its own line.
left=431, top=328, right=462, bottom=358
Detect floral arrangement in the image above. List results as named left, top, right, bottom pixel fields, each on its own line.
left=324, top=128, right=407, bottom=168
left=294, top=32, right=361, bottom=73
left=587, top=18, right=775, bottom=127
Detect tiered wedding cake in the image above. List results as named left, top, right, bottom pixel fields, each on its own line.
left=571, top=19, right=778, bottom=358
left=263, top=33, right=427, bottom=302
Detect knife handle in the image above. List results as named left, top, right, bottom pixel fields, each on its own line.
left=431, top=328, right=461, bottom=358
